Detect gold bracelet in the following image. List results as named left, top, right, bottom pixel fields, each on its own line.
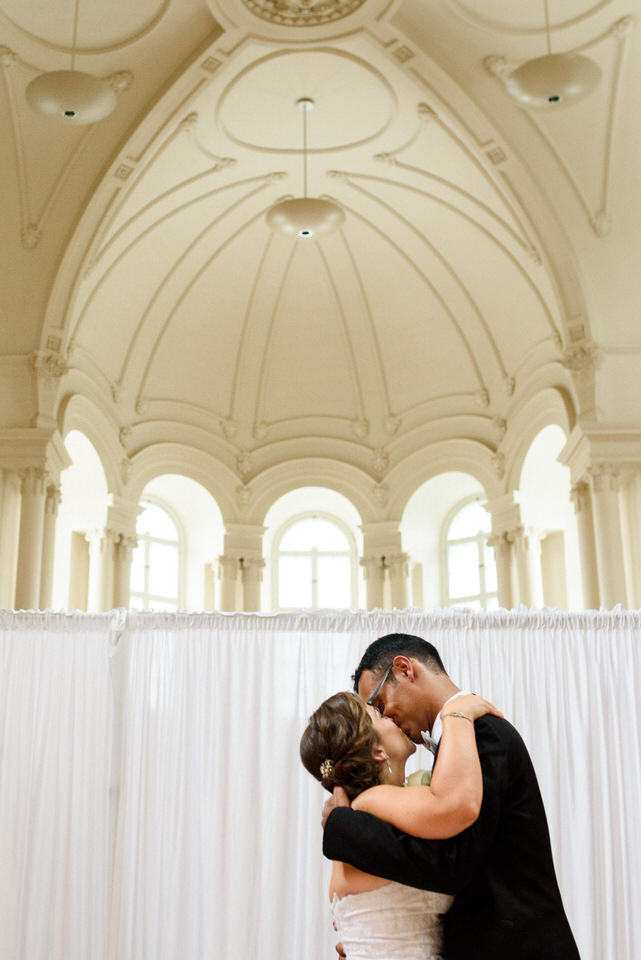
left=441, top=711, right=474, bottom=724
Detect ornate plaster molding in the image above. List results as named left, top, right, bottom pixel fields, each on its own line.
left=372, top=483, right=389, bottom=507
left=372, top=448, right=389, bottom=475
left=32, top=351, right=68, bottom=384
left=240, top=0, right=366, bottom=28
left=237, top=451, right=253, bottom=477
left=561, top=340, right=603, bottom=373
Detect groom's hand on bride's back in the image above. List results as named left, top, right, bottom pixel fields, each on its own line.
left=322, top=785, right=350, bottom=828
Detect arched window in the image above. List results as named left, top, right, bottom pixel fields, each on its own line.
left=442, top=499, right=498, bottom=610
left=129, top=498, right=183, bottom=610
left=273, top=513, right=357, bottom=610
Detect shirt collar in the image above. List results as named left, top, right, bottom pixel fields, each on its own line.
left=427, top=690, right=470, bottom=748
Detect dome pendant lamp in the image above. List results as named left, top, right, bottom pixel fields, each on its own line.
left=506, top=0, right=601, bottom=108
left=266, top=98, right=345, bottom=239
left=25, top=0, right=117, bottom=124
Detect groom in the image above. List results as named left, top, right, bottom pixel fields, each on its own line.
left=322, top=633, right=581, bottom=960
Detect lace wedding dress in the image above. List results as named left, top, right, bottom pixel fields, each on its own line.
left=331, top=880, right=453, bottom=960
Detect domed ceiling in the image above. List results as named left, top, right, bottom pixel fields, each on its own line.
left=1, top=0, right=639, bottom=496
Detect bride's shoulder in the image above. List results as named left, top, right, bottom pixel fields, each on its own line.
left=405, top=769, right=431, bottom=786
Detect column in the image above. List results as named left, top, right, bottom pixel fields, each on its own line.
left=218, top=555, right=240, bottom=611
left=388, top=553, right=410, bottom=609
left=241, top=557, right=266, bottom=611
left=588, top=464, right=627, bottom=607
left=360, top=521, right=409, bottom=611
left=360, top=555, right=385, bottom=610
left=487, top=532, right=513, bottom=608
left=114, top=534, right=138, bottom=608
left=511, top=525, right=544, bottom=607
left=570, top=481, right=600, bottom=608
left=0, top=470, right=21, bottom=607
left=14, top=466, right=47, bottom=609
left=486, top=493, right=520, bottom=609
left=39, top=482, right=61, bottom=608
left=87, top=528, right=119, bottom=611
left=218, top=522, right=266, bottom=612
left=106, top=496, right=142, bottom=609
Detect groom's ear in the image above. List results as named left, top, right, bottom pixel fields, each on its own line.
left=392, top=655, right=415, bottom=681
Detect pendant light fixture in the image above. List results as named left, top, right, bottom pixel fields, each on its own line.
left=505, top=0, right=601, bottom=108
left=25, top=0, right=117, bottom=125
left=266, top=98, right=345, bottom=239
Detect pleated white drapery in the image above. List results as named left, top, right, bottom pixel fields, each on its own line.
left=1, top=608, right=640, bottom=960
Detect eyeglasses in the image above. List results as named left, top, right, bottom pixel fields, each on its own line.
left=367, top=662, right=393, bottom=711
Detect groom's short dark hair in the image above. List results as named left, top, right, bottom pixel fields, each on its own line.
left=352, top=633, right=447, bottom=691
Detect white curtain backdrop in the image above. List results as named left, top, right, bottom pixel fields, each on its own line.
left=1, top=608, right=640, bottom=960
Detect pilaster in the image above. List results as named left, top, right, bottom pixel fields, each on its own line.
left=39, top=483, right=62, bottom=608
left=569, top=482, right=599, bottom=608
left=14, top=466, right=47, bottom=609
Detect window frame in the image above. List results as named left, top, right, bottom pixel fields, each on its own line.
left=129, top=495, right=185, bottom=610
left=272, top=511, right=358, bottom=611
left=440, top=496, right=498, bottom=610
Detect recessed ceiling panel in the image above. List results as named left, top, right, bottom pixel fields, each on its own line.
left=218, top=49, right=395, bottom=152
left=0, top=0, right=167, bottom=50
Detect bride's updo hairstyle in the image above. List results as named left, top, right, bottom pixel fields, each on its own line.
left=300, top=691, right=381, bottom=801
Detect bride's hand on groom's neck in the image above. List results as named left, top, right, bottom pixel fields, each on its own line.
left=322, top=786, right=351, bottom=829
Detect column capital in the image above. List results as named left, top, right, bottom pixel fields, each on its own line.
left=44, top=483, right=62, bottom=516
left=587, top=462, right=619, bottom=494
left=218, top=554, right=240, bottom=579
left=386, top=552, right=410, bottom=577
left=20, top=465, right=48, bottom=496
left=569, top=481, right=590, bottom=513
left=487, top=531, right=510, bottom=553
left=241, top=556, right=266, bottom=582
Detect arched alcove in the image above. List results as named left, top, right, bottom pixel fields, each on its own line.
left=137, top=474, right=225, bottom=610
left=262, top=486, right=363, bottom=610
left=518, top=424, right=581, bottom=609
left=400, top=471, right=488, bottom=609
left=53, top=430, right=110, bottom=610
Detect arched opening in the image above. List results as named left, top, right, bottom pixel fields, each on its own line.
left=263, top=486, right=363, bottom=611
left=53, top=430, right=110, bottom=610
left=518, top=425, right=581, bottom=609
left=401, top=472, right=489, bottom=609
left=135, top=475, right=224, bottom=610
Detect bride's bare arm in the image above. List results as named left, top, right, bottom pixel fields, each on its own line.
left=351, top=695, right=502, bottom=839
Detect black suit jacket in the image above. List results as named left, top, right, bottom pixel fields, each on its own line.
left=323, top=716, right=580, bottom=960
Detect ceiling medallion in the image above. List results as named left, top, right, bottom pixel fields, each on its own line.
left=241, top=0, right=366, bottom=27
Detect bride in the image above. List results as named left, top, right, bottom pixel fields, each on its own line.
left=300, top=690, right=501, bottom=960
